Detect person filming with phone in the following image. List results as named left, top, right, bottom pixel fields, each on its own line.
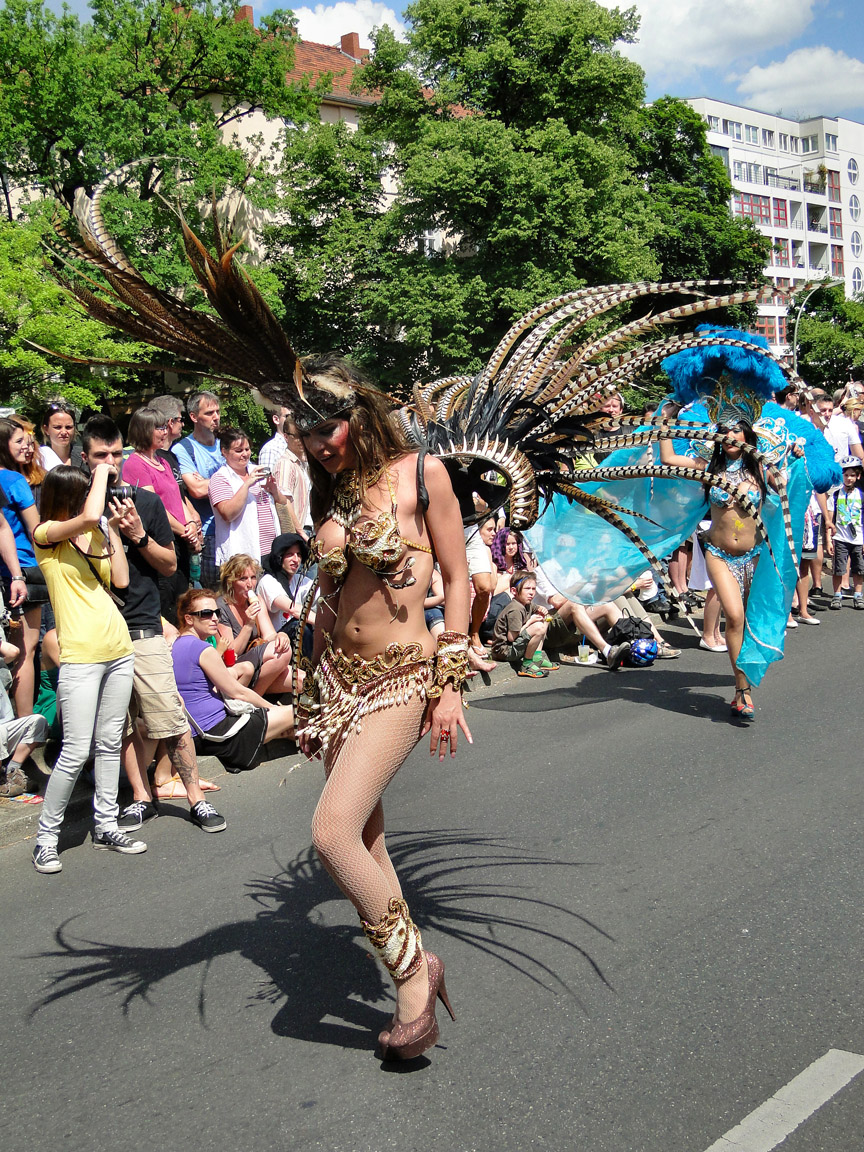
left=208, top=427, right=287, bottom=567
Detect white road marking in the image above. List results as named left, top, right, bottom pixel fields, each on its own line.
left=704, top=1048, right=864, bottom=1152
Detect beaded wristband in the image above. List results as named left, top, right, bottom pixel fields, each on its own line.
left=427, top=630, right=470, bottom=697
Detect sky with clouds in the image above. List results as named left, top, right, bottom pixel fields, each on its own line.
left=50, top=0, right=864, bottom=121
left=260, top=0, right=864, bottom=121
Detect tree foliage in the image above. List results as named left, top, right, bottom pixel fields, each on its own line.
left=788, top=283, right=864, bottom=389
left=0, top=0, right=322, bottom=412
left=267, top=1, right=768, bottom=393
left=0, top=207, right=156, bottom=415
left=628, top=97, right=770, bottom=283
left=0, top=0, right=318, bottom=213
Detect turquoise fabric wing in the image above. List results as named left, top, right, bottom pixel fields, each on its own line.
left=526, top=441, right=708, bottom=604
left=737, top=454, right=809, bottom=687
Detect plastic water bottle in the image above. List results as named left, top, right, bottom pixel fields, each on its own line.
left=189, top=551, right=201, bottom=586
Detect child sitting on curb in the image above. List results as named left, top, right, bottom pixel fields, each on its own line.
left=488, top=571, right=557, bottom=677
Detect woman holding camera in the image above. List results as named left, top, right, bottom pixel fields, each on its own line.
left=31, top=464, right=144, bottom=874
left=208, top=426, right=286, bottom=565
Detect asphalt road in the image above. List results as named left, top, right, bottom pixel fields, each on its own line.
left=1, top=602, right=862, bottom=1152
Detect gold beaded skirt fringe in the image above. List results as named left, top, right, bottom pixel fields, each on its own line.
left=303, top=636, right=433, bottom=762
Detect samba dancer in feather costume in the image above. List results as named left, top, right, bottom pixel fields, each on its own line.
left=44, top=174, right=837, bottom=1053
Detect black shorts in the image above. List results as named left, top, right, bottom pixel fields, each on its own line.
left=195, top=707, right=269, bottom=773
left=833, top=538, right=864, bottom=576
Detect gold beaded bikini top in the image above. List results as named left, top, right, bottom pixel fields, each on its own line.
left=312, top=463, right=432, bottom=590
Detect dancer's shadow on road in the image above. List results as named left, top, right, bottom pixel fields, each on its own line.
left=28, top=830, right=614, bottom=1049
left=470, top=667, right=737, bottom=723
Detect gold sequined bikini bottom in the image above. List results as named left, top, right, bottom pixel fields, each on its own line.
left=303, top=635, right=433, bottom=759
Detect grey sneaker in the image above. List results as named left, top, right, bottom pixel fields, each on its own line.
left=93, top=828, right=147, bottom=854
left=606, top=641, right=629, bottom=670
left=33, top=844, right=62, bottom=873
left=854, top=596, right=864, bottom=611
left=117, top=800, right=159, bottom=830
left=189, top=800, right=227, bottom=834
left=829, top=596, right=842, bottom=610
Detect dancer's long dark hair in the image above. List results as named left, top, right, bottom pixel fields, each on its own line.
left=708, top=421, right=766, bottom=501
left=300, top=355, right=413, bottom=528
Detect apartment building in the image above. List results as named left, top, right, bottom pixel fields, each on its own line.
left=687, top=97, right=864, bottom=357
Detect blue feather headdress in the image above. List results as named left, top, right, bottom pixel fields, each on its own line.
left=662, top=326, right=787, bottom=426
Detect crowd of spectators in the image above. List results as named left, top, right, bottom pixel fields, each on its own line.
left=1, top=378, right=862, bottom=873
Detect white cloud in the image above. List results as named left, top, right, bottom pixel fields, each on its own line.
left=275, top=1, right=406, bottom=48
left=735, top=45, right=864, bottom=114
left=595, top=0, right=817, bottom=82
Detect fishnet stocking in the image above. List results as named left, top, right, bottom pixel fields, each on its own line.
left=311, top=691, right=430, bottom=1021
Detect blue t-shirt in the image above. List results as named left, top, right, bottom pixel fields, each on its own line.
left=173, top=435, right=224, bottom=537
left=0, top=469, right=36, bottom=576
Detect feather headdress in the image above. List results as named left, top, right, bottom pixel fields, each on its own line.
left=661, top=325, right=786, bottom=426
left=44, top=171, right=355, bottom=432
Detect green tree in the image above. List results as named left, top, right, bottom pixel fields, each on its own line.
left=628, top=96, right=771, bottom=282
left=267, top=2, right=766, bottom=392
left=0, top=0, right=319, bottom=215
left=788, top=282, right=864, bottom=389
left=0, top=208, right=155, bottom=415
left=0, top=0, right=323, bottom=410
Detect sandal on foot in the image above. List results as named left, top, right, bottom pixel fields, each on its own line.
left=517, top=662, right=547, bottom=678
left=152, top=776, right=221, bottom=800
left=532, top=651, right=560, bottom=671
left=730, top=688, right=754, bottom=719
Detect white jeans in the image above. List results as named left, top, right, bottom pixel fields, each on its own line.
left=36, top=654, right=135, bottom=846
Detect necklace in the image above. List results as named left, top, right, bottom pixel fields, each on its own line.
left=330, top=461, right=386, bottom=529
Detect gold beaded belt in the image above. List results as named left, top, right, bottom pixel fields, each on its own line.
left=301, top=635, right=433, bottom=757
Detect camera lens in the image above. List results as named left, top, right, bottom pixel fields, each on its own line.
left=107, top=484, right=135, bottom=503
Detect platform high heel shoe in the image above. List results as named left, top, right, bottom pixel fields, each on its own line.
left=362, top=899, right=456, bottom=1061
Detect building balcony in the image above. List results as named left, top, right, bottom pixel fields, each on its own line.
left=807, top=221, right=828, bottom=234
left=803, top=181, right=826, bottom=196
left=766, top=173, right=800, bottom=191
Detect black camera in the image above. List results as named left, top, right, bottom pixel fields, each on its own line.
left=106, top=484, right=135, bottom=504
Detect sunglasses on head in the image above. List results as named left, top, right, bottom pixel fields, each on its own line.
left=189, top=608, right=220, bottom=619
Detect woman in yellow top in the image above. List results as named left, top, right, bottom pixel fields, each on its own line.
left=31, top=464, right=145, bottom=874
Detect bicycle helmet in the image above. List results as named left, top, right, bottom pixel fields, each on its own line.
left=628, top=637, right=658, bottom=666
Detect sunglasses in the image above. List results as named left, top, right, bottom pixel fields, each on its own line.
left=189, top=608, right=220, bottom=619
